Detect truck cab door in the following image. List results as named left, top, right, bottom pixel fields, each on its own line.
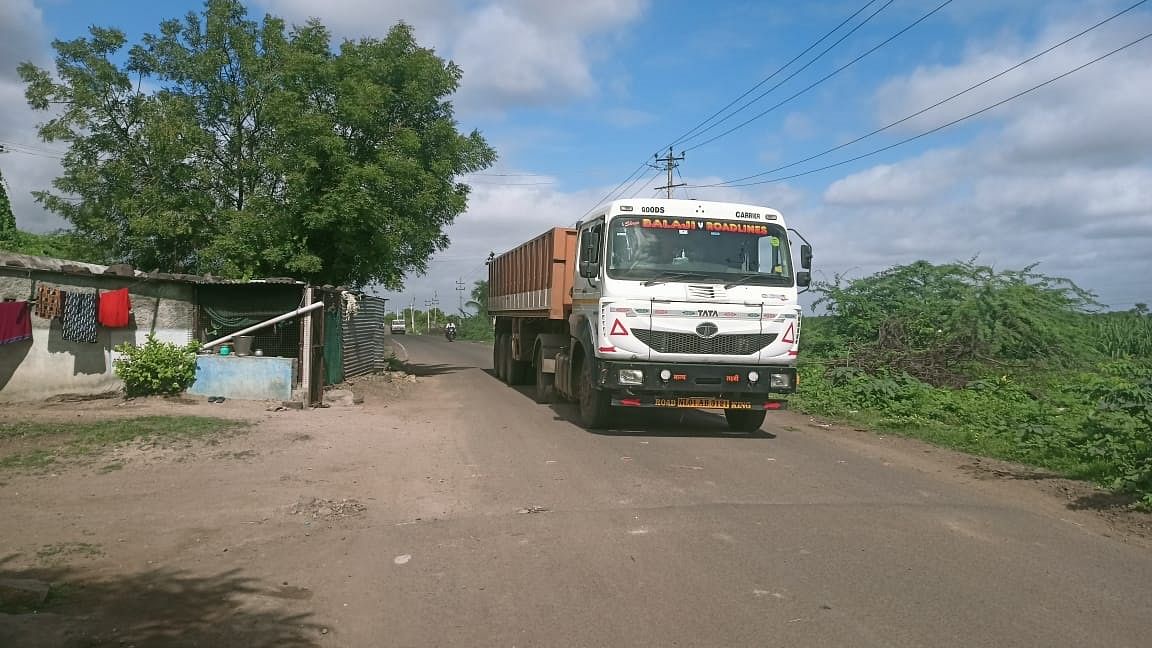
left=571, top=219, right=605, bottom=348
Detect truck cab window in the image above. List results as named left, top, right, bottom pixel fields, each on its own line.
left=606, top=216, right=792, bottom=286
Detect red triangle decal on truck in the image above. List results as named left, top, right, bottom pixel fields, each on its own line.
left=610, top=319, right=629, bottom=336
left=780, top=323, right=796, bottom=344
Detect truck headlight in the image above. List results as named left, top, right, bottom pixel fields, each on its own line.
left=747, top=371, right=760, bottom=383
left=770, top=373, right=792, bottom=389
left=659, top=369, right=672, bottom=381
left=618, top=369, right=644, bottom=385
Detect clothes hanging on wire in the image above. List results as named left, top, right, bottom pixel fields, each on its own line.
left=98, top=288, right=131, bottom=328
left=0, top=301, right=33, bottom=345
left=35, top=285, right=63, bottom=320
left=62, top=292, right=99, bottom=343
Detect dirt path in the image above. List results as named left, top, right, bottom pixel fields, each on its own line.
left=1, top=375, right=417, bottom=647
left=2, top=336, right=1151, bottom=647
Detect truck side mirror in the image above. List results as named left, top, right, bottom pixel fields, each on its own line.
left=796, top=271, right=811, bottom=288
left=800, top=244, right=812, bottom=270
left=579, top=230, right=601, bottom=279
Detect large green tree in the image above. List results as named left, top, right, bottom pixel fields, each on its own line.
left=0, top=167, right=15, bottom=237
left=18, top=0, right=495, bottom=287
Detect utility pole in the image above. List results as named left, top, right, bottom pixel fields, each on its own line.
left=410, top=297, right=416, bottom=333
left=456, top=278, right=465, bottom=317
left=654, top=147, right=686, bottom=198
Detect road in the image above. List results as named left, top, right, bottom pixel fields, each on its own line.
left=3, top=334, right=1150, bottom=647
left=376, top=334, right=1152, bottom=647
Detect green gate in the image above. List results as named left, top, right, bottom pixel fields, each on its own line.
left=324, top=307, right=344, bottom=385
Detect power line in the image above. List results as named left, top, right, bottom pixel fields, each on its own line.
left=576, top=1, right=887, bottom=220
left=667, top=0, right=884, bottom=149
left=696, top=0, right=1150, bottom=188
left=690, top=29, right=1152, bottom=188
left=674, top=165, right=690, bottom=199
left=466, top=180, right=554, bottom=186
left=676, top=0, right=895, bottom=149
left=0, top=141, right=65, bottom=160
left=577, top=160, right=653, bottom=220
left=684, top=0, right=955, bottom=152
left=629, top=166, right=666, bottom=199
left=467, top=171, right=550, bottom=177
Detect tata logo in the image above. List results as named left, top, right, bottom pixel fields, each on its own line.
left=698, top=309, right=719, bottom=317
left=695, top=322, right=719, bottom=338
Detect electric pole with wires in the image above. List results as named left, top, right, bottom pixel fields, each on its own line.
left=653, top=147, right=686, bottom=198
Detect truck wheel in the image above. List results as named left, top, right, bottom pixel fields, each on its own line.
left=578, top=359, right=611, bottom=429
left=724, top=409, right=767, bottom=433
left=506, top=337, right=527, bottom=385
left=533, top=347, right=553, bottom=404
left=494, top=335, right=507, bottom=380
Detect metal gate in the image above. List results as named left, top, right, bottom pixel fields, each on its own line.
left=342, top=295, right=388, bottom=378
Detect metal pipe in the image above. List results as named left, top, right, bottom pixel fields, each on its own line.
left=200, top=300, right=324, bottom=349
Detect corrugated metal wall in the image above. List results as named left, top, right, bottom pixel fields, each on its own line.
left=342, top=295, right=388, bottom=378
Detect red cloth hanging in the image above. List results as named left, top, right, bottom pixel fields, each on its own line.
left=98, top=288, right=132, bottom=328
left=0, top=301, right=33, bottom=345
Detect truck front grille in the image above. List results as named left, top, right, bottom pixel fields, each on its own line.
left=631, top=329, right=777, bottom=355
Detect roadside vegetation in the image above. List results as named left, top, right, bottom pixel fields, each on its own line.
left=0, top=416, right=246, bottom=471
left=792, top=260, right=1152, bottom=507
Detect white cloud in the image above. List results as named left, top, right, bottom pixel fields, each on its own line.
left=873, top=7, right=1152, bottom=166
left=0, top=0, right=67, bottom=233
left=256, top=0, right=648, bottom=112
left=602, top=107, right=656, bottom=129
left=824, top=149, right=965, bottom=206
left=805, top=6, right=1152, bottom=308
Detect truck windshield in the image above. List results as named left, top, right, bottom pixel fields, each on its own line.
left=606, top=216, right=793, bottom=286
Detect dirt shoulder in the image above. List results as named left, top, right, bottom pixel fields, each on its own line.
left=0, top=372, right=417, bottom=647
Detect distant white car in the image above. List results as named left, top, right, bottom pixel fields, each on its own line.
left=390, top=320, right=406, bottom=335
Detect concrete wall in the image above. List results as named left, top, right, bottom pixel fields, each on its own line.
left=0, top=269, right=196, bottom=402
left=186, top=355, right=296, bottom=401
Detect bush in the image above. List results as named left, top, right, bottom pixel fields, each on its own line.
left=113, top=334, right=201, bottom=396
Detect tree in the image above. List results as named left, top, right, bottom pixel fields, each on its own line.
left=19, top=0, right=495, bottom=287
left=0, top=167, right=14, bottom=237
left=466, top=279, right=489, bottom=317
left=1, top=165, right=101, bottom=260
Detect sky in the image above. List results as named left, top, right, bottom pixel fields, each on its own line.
left=2, top=0, right=1151, bottom=314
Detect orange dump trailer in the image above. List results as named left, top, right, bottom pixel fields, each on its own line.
left=488, top=227, right=578, bottom=320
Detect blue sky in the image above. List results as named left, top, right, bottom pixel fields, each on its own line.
left=3, top=0, right=1151, bottom=312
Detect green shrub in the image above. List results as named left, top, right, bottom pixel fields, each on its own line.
left=113, top=334, right=201, bottom=396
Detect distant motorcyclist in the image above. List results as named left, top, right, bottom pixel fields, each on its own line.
left=445, top=322, right=457, bottom=341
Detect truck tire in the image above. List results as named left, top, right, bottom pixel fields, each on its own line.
left=494, top=335, right=507, bottom=380
left=724, top=408, right=767, bottom=433
left=533, top=346, right=553, bottom=404
left=508, top=356, right=528, bottom=385
left=578, top=359, right=611, bottom=429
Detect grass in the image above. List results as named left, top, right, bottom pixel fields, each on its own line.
left=36, top=542, right=105, bottom=565
left=0, top=415, right=246, bottom=472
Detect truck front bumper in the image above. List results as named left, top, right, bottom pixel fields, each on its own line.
left=596, top=360, right=796, bottom=409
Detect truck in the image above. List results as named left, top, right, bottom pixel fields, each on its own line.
left=390, top=319, right=406, bottom=335
left=487, top=197, right=812, bottom=432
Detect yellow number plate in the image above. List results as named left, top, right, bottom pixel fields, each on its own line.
left=653, top=398, right=754, bottom=410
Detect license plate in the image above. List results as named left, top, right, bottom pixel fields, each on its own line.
left=653, top=397, right=752, bottom=409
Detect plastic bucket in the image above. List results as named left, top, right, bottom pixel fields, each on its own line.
left=233, top=335, right=255, bottom=356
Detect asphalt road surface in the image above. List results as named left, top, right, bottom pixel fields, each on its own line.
left=377, top=334, right=1152, bottom=648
